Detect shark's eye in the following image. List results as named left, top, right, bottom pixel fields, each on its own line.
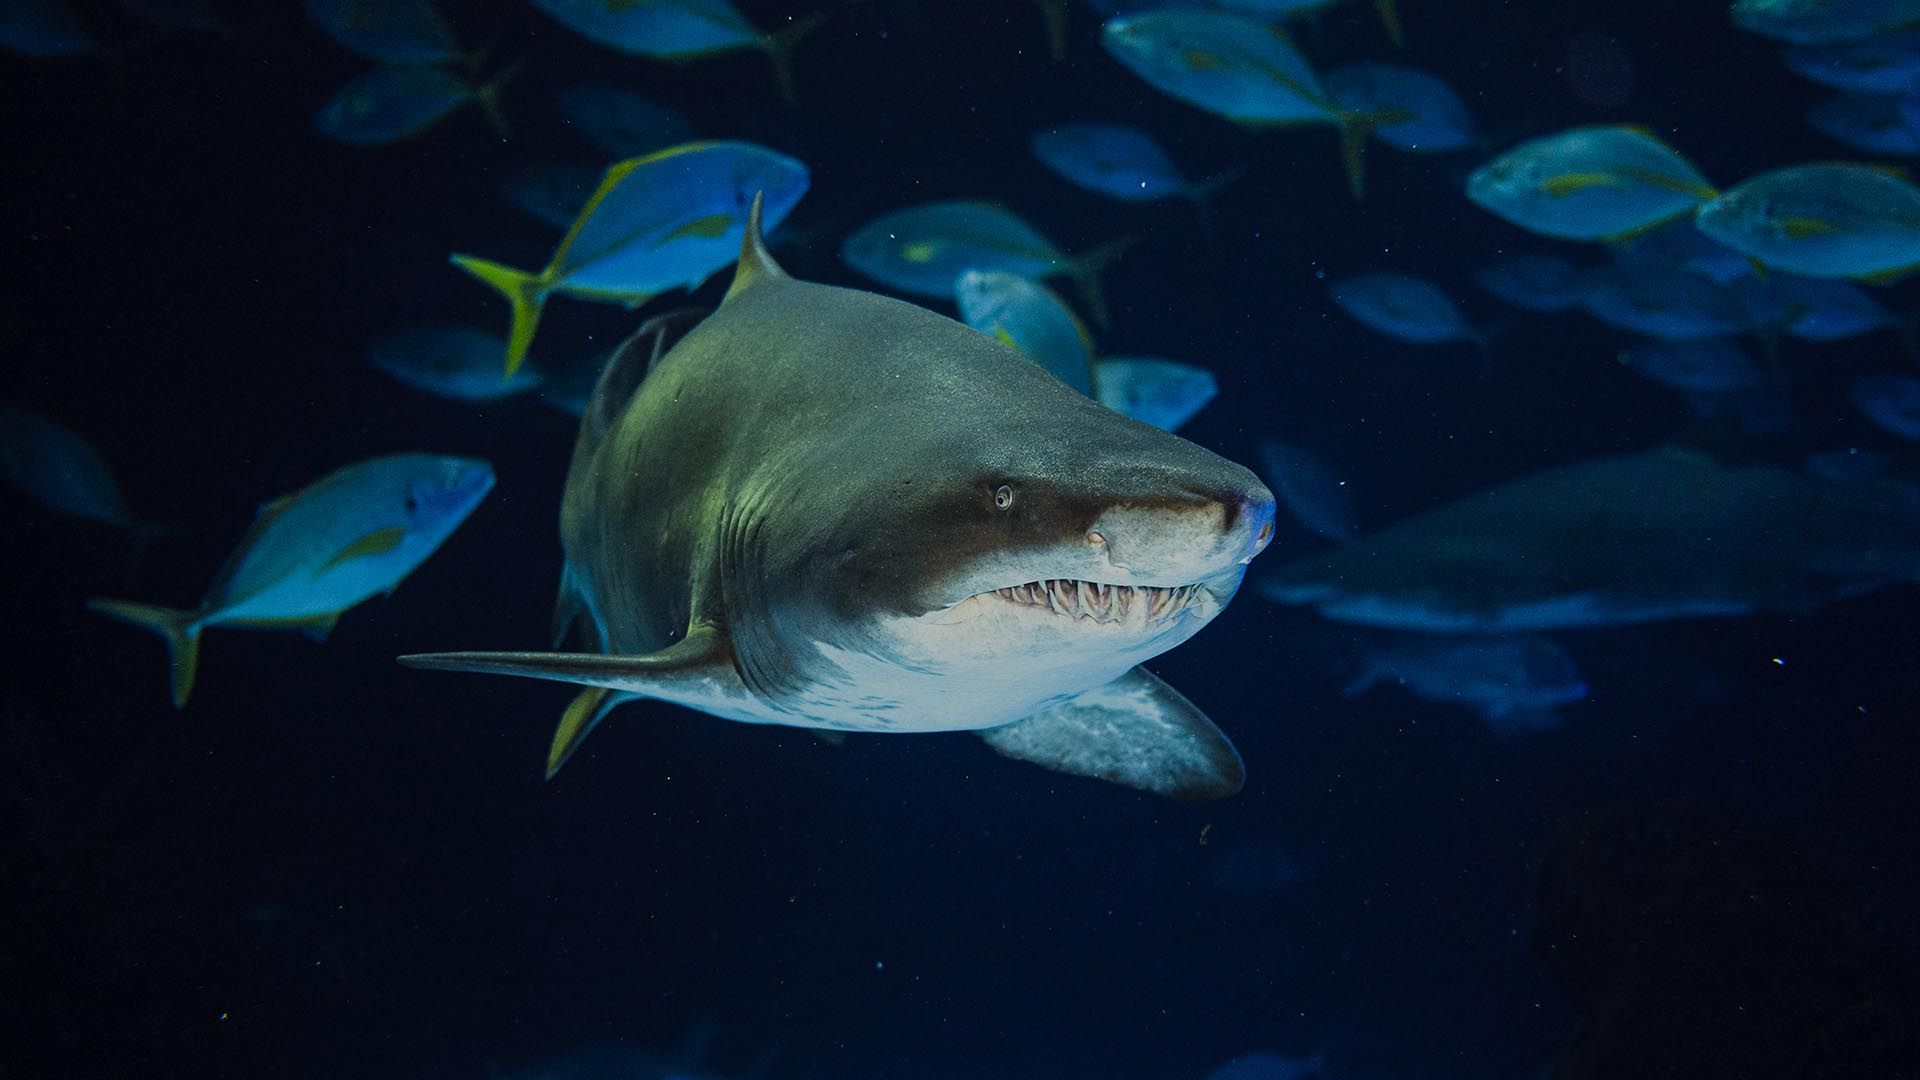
left=993, top=484, right=1015, bottom=511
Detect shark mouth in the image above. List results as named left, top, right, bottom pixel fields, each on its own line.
left=989, top=578, right=1205, bottom=624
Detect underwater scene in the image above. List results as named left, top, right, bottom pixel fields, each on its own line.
left=6, top=0, right=1920, bottom=1076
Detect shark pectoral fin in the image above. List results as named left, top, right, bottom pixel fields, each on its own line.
left=547, top=686, right=638, bottom=780
left=400, top=624, right=732, bottom=691
left=979, top=668, right=1244, bottom=800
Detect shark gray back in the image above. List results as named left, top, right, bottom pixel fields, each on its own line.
left=403, top=195, right=1276, bottom=799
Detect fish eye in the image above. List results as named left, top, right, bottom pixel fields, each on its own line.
left=993, top=484, right=1015, bottom=511
left=404, top=493, right=420, bottom=514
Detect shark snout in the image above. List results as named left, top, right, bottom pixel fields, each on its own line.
left=1087, top=479, right=1276, bottom=581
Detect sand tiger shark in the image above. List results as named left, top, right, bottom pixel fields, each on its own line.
left=401, top=196, right=1276, bottom=799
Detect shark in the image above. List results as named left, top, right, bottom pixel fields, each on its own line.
left=400, top=195, right=1276, bottom=800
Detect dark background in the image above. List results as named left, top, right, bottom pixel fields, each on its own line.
left=4, top=1, right=1918, bottom=1077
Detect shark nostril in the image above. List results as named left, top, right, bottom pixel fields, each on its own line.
left=1256, top=522, right=1272, bottom=547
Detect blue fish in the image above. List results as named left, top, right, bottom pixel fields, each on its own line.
left=1030, top=123, right=1240, bottom=221
left=530, top=0, right=826, bottom=105
left=0, top=402, right=146, bottom=529
left=1343, top=633, right=1589, bottom=735
left=1466, top=125, right=1718, bottom=243
left=954, top=270, right=1097, bottom=396
left=1619, top=338, right=1767, bottom=392
left=1101, top=9, right=1395, bottom=198
left=1326, top=63, right=1478, bottom=153
left=552, top=83, right=696, bottom=159
left=304, top=0, right=461, bottom=64
left=841, top=200, right=1129, bottom=324
left=88, top=454, right=495, bottom=707
left=1733, top=0, right=1920, bottom=45
left=1, top=0, right=97, bottom=55
left=1784, top=30, right=1920, bottom=92
left=1806, top=91, right=1920, bottom=155
left=1580, top=263, right=1752, bottom=341
left=1474, top=253, right=1593, bottom=312
left=1852, top=373, right=1920, bottom=438
left=369, top=325, right=545, bottom=403
left=1694, top=162, right=1920, bottom=280
left=1092, top=357, right=1218, bottom=432
left=1257, top=439, right=1357, bottom=542
left=452, top=140, right=810, bottom=376
left=1328, top=272, right=1484, bottom=347
left=314, top=65, right=516, bottom=146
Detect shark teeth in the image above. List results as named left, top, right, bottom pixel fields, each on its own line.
left=990, top=579, right=1202, bottom=624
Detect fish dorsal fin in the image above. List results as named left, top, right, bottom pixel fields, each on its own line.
left=578, top=307, right=711, bottom=457
left=724, top=190, right=789, bottom=302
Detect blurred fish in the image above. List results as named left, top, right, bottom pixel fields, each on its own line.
left=1851, top=373, right=1920, bottom=438
left=1257, top=439, right=1357, bottom=542
left=0, top=403, right=145, bottom=529
left=1092, top=357, right=1218, bottom=432
left=1, top=0, right=97, bottom=55
left=1205, top=1049, right=1331, bottom=1080
left=1610, top=217, right=1755, bottom=284
left=529, top=0, right=826, bottom=105
left=1580, top=263, right=1752, bottom=341
left=1694, top=162, right=1920, bottom=279
left=498, top=160, right=599, bottom=229
left=954, top=270, right=1096, bottom=396
left=1466, top=125, right=1717, bottom=242
left=552, top=83, right=696, bottom=158
left=1682, top=375, right=1796, bottom=436
left=1783, top=30, right=1920, bottom=92
left=1732, top=0, right=1920, bottom=45
left=1211, top=841, right=1313, bottom=894
left=304, top=0, right=460, bottom=64
left=1326, top=63, right=1478, bottom=153
left=369, top=325, right=544, bottom=403
left=1740, top=273, right=1910, bottom=343
left=88, top=454, right=494, bottom=708
left=1261, top=448, right=1920, bottom=631
left=1806, top=91, right=1920, bottom=155
left=451, top=140, right=810, bottom=376
left=1328, top=272, right=1485, bottom=348
left=1474, top=253, right=1592, bottom=312
left=841, top=200, right=1129, bottom=324
left=1101, top=9, right=1397, bottom=198
left=314, top=64, right=517, bottom=146
left=1030, top=123, right=1241, bottom=227
left=1342, top=633, right=1589, bottom=735
left=1618, top=338, right=1768, bottom=392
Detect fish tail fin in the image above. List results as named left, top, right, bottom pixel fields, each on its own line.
left=1036, top=0, right=1068, bottom=62
left=1184, top=165, right=1246, bottom=243
left=449, top=253, right=547, bottom=377
left=1373, top=0, right=1404, bottom=46
left=1334, top=111, right=1386, bottom=202
left=86, top=599, right=203, bottom=708
left=761, top=12, right=828, bottom=107
left=472, top=59, right=525, bottom=140
left=547, top=686, right=635, bottom=780
left=1068, top=234, right=1137, bottom=329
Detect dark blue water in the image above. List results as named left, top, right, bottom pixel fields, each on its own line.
left=5, top=2, right=1919, bottom=1078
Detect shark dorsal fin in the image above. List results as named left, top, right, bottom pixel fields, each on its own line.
left=725, top=190, right=788, bottom=302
